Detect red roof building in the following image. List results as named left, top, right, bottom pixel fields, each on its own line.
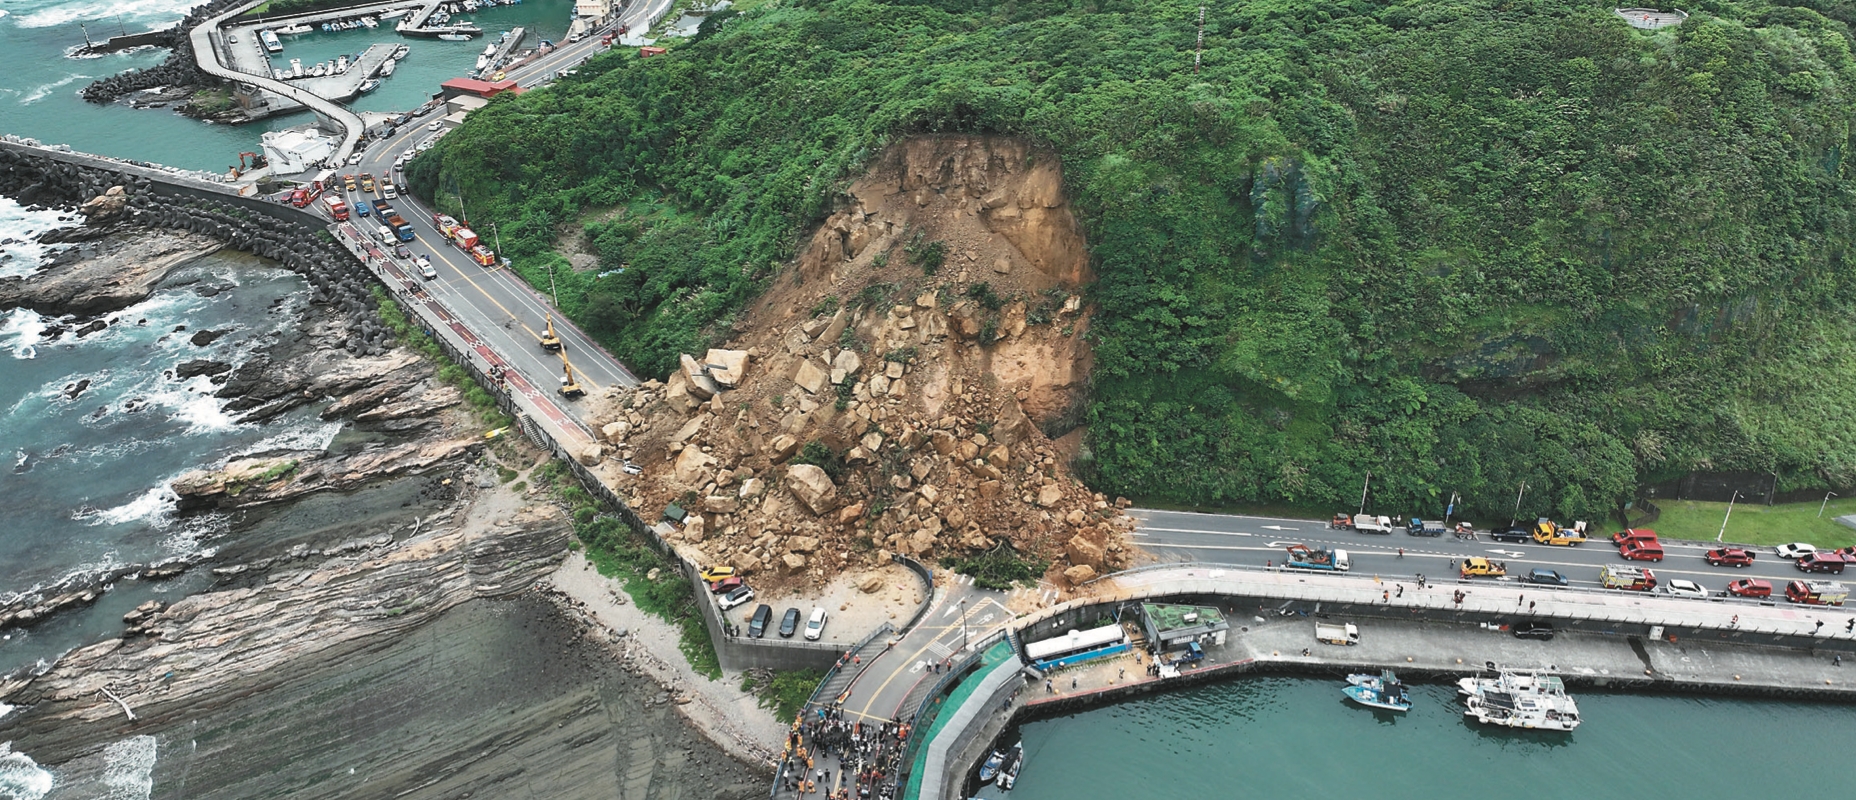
left=439, top=78, right=524, bottom=100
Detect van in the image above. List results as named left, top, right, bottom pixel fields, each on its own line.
left=1797, top=553, right=1848, bottom=574
left=747, top=604, right=773, bottom=638
left=1612, top=528, right=1658, bottom=547
left=1601, top=564, right=1657, bottom=591
left=1619, top=540, right=1664, bottom=562
left=375, top=225, right=395, bottom=244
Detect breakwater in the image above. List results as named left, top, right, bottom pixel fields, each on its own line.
left=78, top=0, right=248, bottom=103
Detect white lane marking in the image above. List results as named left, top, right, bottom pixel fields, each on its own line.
left=1261, top=525, right=1299, bottom=531
left=1138, top=526, right=1258, bottom=537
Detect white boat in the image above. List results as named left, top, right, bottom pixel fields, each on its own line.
left=392, top=44, right=409, bottom=59
left=483, top=43, right=498, bottom=56
left=996, top=743, right=1024, bottom=790
left=290, top=58, right=303, bottom=77
left=259, top=29, right=283, bottom=53
left=277, top=23, right=313, bottom=35
left=336, top=55, right=349, bottom=72
left=272, top=69, right=286, bottom=80
left=438, top=33, right=472, bottom=41
left=476, top=55, right=489, bottom=70
left=377, top=58, right=396, bottom=77
left=361, top=17, right=377, bottom=28
left=1458, top=668, right=1581, bottom=731
left=379, top=8, right=411, bottom=20
left=359, top=79, right=380, bottom=94
left=464, top=0, right=480, bottom=11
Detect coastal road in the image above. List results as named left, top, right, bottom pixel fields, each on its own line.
left=836, top=578, right=1026, bottom=725
left=1130, top=507, right=1827, bottom=598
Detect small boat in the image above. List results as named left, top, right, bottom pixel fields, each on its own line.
left=1342, top=669, right=1412, bottom=712
left=483, top=43, right=498, bottom=56
left=272, top=69, right=286, bottom=80
left=438, top=33, right=472, bottom=41
left=361, top=17, right=378, bottom=28
left=475, top=55, right=489, bottom=70
left=289, top=58, right=303, bottom=77
left=321, top=22, right=332, bottom=32
left=379, top=8, right=411, bottom=20
left=377, top=59, right=395, bottom=77
left=359, top=79, right=380, bottom=94
left=277, top=23, right=312, bottom=35
left=977, top=749, right=1006, bottom=783
left=996, top=742, right=1024, bottom=789
left=464, top=0, right=480, bottom=11
left=336, top=55, right=349, bottom=72
left=392, top=44, right=409, bottom=59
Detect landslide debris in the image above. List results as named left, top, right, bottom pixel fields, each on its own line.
left=577, top=137, right=1133, bottom=592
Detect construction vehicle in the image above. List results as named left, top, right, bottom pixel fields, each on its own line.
left=1315, top=621, right=1360, bottom=646
left=343, top=174, right=358, bottom=191
left=1407, top=518, right=1448, bottom=537
left=1532, top=518, right=1589, bottom=546
left=1600, top=564, right=1657, bottom=591
left=558, top=353, right=585, bottom=398
left=322, top=194, right=349, bottom=220
left=539, top=315, right=563, bottom=351
left=469, top=244, right=496, bottom=266
left=373, top=199, right=393, bottom=216
left=1785, top=580, right=1848, bottom=606
left=1285, top=544, right=1350, bottom=572
left=360, top=173, right=376, bottom=192
left=1459, top=557, right=1506, bottom=578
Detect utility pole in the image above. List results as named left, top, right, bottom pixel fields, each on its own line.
left=1193, top=6, right=1206, bottom=75
left=1443, top=492, right=1459, bottom=526
left=544, top=258, right=559, bottom=306
left=1510, top=482, right=1528, bottom=528
left=1820, top=491, right=1838, bottom=518
left=1717, top=490, right=1740, bottom=542
left=959, top=598, right=969, bottom=654
left=1358, top=471, right=1371, bottom=516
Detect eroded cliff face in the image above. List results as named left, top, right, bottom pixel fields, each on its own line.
left=580, top=136, right=1131, bottom=594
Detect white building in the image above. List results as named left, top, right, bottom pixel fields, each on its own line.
left=259, top=127, right=335, bottom=175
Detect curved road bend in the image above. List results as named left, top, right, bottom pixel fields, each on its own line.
left=190, top=1, right=367, bottom=164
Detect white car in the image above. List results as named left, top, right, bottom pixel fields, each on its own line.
left=428, top=120, right=444, bottom=131
left=414, top=255, right=436, bottom=280
left=804, top=607, right=827, bottom=640
left=382, top=183, right=397, bottom=199
left=1659, top=579, right=1708, bottom=598
left=1776, top=543, right=1818, bottom=559
left=717, top=585, right=755, bottom=611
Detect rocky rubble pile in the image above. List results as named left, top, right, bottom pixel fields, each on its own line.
left=574, top=137, right=1136, bottom=591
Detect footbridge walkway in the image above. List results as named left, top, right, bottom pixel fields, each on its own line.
left=189, top=0, right=366, bottom=164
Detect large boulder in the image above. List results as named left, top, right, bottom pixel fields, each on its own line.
left=785, top=464, right=840, bottom=515
left=831, top=349, right=863, bottom=385
left=680, top=354, right=720, bottom=399
left=672, top=447, right=717, bottom=486
left=1065, top=533, right=1107, bottom=569
left=1037, top=484, right=1065, bottom=508
left=577, top=444, right=604, bottom=466
left=1063, top=564, right=1097, bottom=584
left=793, top=359, right=828, bottom=394
left=601, top=420, right=632, bottom=444
left=705, top=348, right=750, bottom=387
left=781, top=552, right=808, bottom=573
left=768, top=434, right=801, bottom=462
left=994, top=396, right=1035, bottom=447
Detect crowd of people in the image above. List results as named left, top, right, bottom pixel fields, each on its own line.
left=781, top=704, right=910, bottom=799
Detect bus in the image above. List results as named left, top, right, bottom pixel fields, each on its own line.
left=259, top=30, right=283, bottom=54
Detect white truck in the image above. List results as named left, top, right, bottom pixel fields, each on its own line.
left=1352, top=515, right=1396, bottom=534
left=1316, top=621, right=1360, bottom=646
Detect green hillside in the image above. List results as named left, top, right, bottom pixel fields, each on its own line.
left=408, top=0, right=1856, bottom=522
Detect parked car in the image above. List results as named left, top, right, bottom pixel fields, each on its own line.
left=1619, top=540, right=1665, bottom=562
left=1523, top=568, right=1569, bottom=586
left=1460, top=557, right=1506, bottom=578
left=1659, top=579, right=1708, bottom=598
left=1511, top=621, right=1556, bottom=640
left=1725, top=578, right=1773, bottom=598
left=1490, top=527, right=1532, bottom=544
left=748, top=604, right=773, bottom=638
left=394, top=243, right=413, bottom=259
left=707, top=576, right=743, bottom=594
left=414, top=255, right=436, bottom=280
left=804, top=608, right=827, bottom=640
left=1796, top=553, right=1848, bottom=574
left=1705, top=547, right=1755, bottom=567
left=779, top=607, right=802, bottom=638
left=718, top=584, right=755, bottom=611
left=699, top=565, right=736, bottom=582
left=1776, top=543, right=1818, bottom=559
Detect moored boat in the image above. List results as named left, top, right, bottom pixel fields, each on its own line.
left=438, top=33, right=472, bottom=41
left=277, top=23, right=312, bottom=35
left=997, top=742, right=1024, bottom=789
left=1458, top=668, right=1580, bottom=731
left=379, top=8, right=412, bottom=20
left=358, top=79, right=380, bottom=94
left=1342, top=669, right=1413, bottom=712
left=977, top=749, right=1005, bottom=783
left=377, top=58, right=396, bottom=77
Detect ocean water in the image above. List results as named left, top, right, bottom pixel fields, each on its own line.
left=0, top=211, right=327, bottom=669
left=988, top=677, right=1856, bottom=799
left=0, top=0, right=574, bottom=172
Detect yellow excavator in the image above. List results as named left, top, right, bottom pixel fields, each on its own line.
left=558, top=352, right=585, bottom=398
left=539, top=314, right=562, bottom=352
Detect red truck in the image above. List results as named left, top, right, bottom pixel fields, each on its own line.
left=433, top=213, right=460, bottom=238
left=640, top=45, right=667, bottom=57
left=288, top=187, right=319, bottom=207
left=452, top=227, right=479, bottom=250
left=322, top=194, right=349, bottom=221
left=1786, top=580, right=1849, bottom=606
left=469, top=244, right=496, bottom=266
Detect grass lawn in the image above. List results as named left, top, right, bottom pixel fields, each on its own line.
left=1644, top=498, right=1856, bottom=548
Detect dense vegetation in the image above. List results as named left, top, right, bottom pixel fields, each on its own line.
left=410, top=0, right=1856, bottom=522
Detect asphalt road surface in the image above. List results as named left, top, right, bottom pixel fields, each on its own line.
left=1130, top=507, right=1828, bottom=598
left=839, top=581, right=1024, bottom=725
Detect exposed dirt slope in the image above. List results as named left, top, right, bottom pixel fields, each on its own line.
left=582, top=136, right=1133, bottom=591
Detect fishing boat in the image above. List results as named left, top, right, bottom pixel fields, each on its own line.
left=483, top=42, right=498, bottom=56
left=379, top=8, right=412, bottom=20
left=475, top=55, right=489, bottom=71
left=358, top=79, right=380, bottom=94
left=1342, top=669, right=1413, bottom=712
left=977, top=749, right=1006, bottom=783
left=277, top=23, right=312, bottom=35
left=377, top=58, right=396, bottom=77
left=311, top=62, right=328, bottom=77
left=392, top=44, right=409, bottom=59
left=996, top=742, right=1024, bottom=789
left=438, top=33, right=472, bottom=41
left=1458, top=668, right=1581, bottom=731
left=361, top=17, right=378, bottom=28
left=289, top=58, right=303, bottom=77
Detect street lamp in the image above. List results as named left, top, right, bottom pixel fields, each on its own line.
left=1820, top=491, right=1838, bottom=519
left=959, top=598, right=969, bottom=655
left=1717, top=491, right=1741, bottom=542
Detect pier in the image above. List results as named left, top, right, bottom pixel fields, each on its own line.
left=275, top=44, right=400, bottom=105
left=190, top=1, right=365, bottom=164
left=479, top=27, right=528, bottom=78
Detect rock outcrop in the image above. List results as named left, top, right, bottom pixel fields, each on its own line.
left=0, top=228, right=221, bottom=317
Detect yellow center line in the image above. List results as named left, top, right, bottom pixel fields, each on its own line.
left=419, top=242, right=607, bottom=393
left=853, top=598, right=1008, bottom=719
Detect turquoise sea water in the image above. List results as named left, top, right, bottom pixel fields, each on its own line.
left=0, top=0, right=572, bottom=172
left=985, top=676, right=1856, bottom=799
